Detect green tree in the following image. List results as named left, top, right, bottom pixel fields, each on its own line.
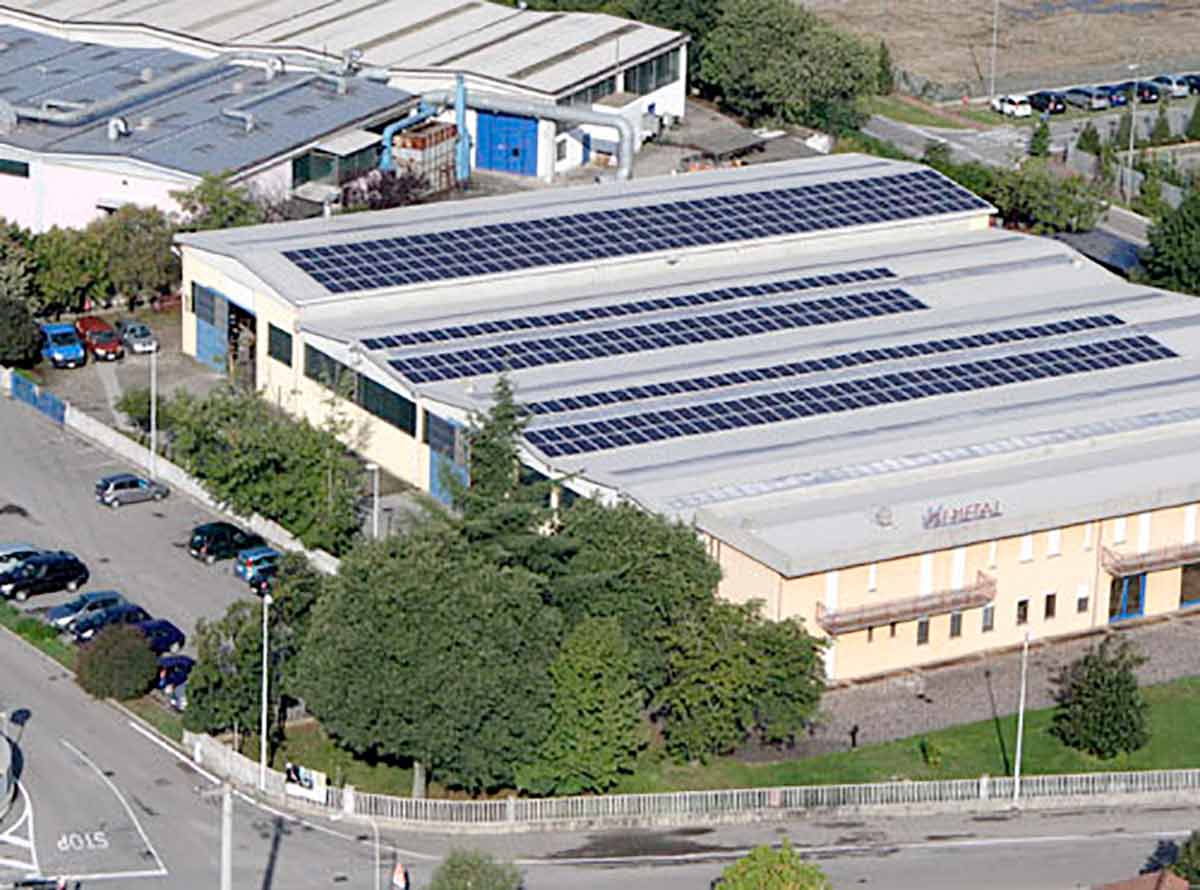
left=428, top=850, right=521, bottom=890
left=183, top=601, right=264, bottom=736
left=1132, top=169, right=1170, bottom=221
left=1051, top=637, right=1149, bottom=759
left=554, top=498, right=719, bottom=697
left=1076, top=121, right=1102, bottom=156
left=1150, top=103, right=1173, bottom=146
left=1171, top=829, right=1200, bottom=885
left=630, top=0, right=719, bottom=79
left=32, top=226, right=109, bottom=315
left=297, top=529, right=562, bottom=792
left=88, top=205, right=178, bottom=308
left=76, top=625, right=159, bottom=700
left=1139, top=189, right=1200, bottom=295
left=990, top=159, right=1106, bottom=233
left=701, top=0, right=875, bottom=130
left=0, top=296, right=41, bottom=366
left=1113, top=109, right=1134, bottom=152
left=518, top=617, right=646, bottom=795
left=1029, top=119, right=1051, bottom=158
left=1187, top=102, right=1200, bottom=142
left=116, top=386, right=173, bottom=434
left=748, top=614, right=826, bottom=746
left=876, top=39, right=895, bottom=95
left=172, top=173, right=265, bottom=232
left=717, top=841, right=831, bottom=890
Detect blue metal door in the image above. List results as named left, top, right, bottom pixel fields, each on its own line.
left=192, top=283, right=228, bottom=373
left=476, top=111, right=538, bottom=176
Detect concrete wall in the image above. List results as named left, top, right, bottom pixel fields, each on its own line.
left=713, top=502, right=1200, bottom=682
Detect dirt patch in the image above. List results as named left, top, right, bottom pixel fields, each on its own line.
left=547, top=828, right=741, bottom=860
left=806, top=0, right=1200, bottom=99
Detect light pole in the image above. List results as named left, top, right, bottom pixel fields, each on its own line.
left=1012, top=630, right=1031, bottom=805
left=149, top=345, right=158, bottom=479
left=366, top=462, right=380, bottom=540
left=1125, top=63, right=1139, bottom=203
left=259, top=592, right=273, bottom=792
left=989, top=0, right=999, bottom=100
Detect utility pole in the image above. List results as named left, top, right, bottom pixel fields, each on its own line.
left=259, top=593, right=273, bottom=791
left=1012, top=631, right=1031, bottom=805
left=989, top=0, right=1000, bottom=100
left=1125, top=63, right=1139, bottom=203
left=149, top=345, right=158, bottom=478
left=221, top=782, right=233, bottom=890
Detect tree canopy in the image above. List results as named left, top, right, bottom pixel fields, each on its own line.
left=87, top=205, right=178, bottom=306
left=1051, top=637, right=1149, bottom=760
left=717, top=841, right=831, bottom=890
left=172, top=173, right=266, bottom=232
left=0, top=297, right=41, bottom=366
left=1139, top=189, right=1200, bottom=296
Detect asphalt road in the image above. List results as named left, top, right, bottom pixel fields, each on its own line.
left=0, top=395, right=258, bottom=647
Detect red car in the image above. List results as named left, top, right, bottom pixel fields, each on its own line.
left=74, top=316, right=124, bottom=361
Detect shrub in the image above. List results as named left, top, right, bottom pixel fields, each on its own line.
left=428, top=850, right=521, bottom=890
left=1029, top=120, right=1051, bottom=158
left=76, top=625, right=159, bottom=700
left=717, top=841, right=832, bottom=890
left=1172, top=830, right=1200, bottom=884
left=1076, top=122, right=1102, bottom=156
left=1051, top=637, right=1149, bottom=759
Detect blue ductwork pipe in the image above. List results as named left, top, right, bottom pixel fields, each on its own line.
left=379, top=101, right=438, bottom=171
left=455, top=73, right=471, bottom=184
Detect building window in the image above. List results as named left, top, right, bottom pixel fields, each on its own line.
left=1112, top=516, right=1127, bottom=543
left=1017, top=599, right=1029, bottom=625
left=867, top=626, right=874, bottom=643
left=424, top=410, right=466, bottom=464
left=1109, top=573, right=1146, bottom=622
left=1046, top=529, right=1061, bottom=557
left=1044, top=593, right=1057, bottom=619
left=1077, top=595, right=1089, bottom=614
left=564, top=76, right=616, bottom=107
left=625, top=49, right=681, bottom=95
left=916, top=618, right=930, bottom=645
left=889, top=622, right=897, bottom=638
left=192, top=283, right=219, bottom=325
left=555, top=139, right=567, bottom=162
left=866, top=562, right=878, bottom=593
left=987, top=540, right=998, bottom=568
left=1019, top=534, right=1034, bottom=562
left=267, top=324, right=292, bottom=367
left=949, top=611, right=962, bottom=638
left=357, top=375, right=416, bottom=436
left=1083, top=522, right=1093, bottom=550
left=982, top=604, right=995, bottom=632
left=304, top=345, right=351, bottom=391
left=0, top=158, right=29, bottom=178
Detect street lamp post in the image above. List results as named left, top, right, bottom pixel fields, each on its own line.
left=366, top=462, right=380, bottom=540
left=149, top=346, right=158, bottom=479
left=988, top=0, right=1000, bottom=100
left=330, top=813, right=381, bottom=890
left=259, top=593, right=273, bottom=791
left=1125, top=63, right=1139, bottom=203
left=1012, top=630, right=1031, bottom=805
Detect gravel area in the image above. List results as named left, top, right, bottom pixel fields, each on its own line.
left=779, top=611, right=1200, bottom=758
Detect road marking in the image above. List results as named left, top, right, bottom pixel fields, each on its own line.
left=126, top=720, right=438, bottom=861
left=0, top=782, right=39, bottom=874
left=58, top=739, right=167, bottom=877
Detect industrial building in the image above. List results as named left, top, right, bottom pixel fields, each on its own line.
left=0, top=24, right=417, bottom=231
left=176, top=153, right=1200, bottom=682
left=0, top=0, right=688, bottom=180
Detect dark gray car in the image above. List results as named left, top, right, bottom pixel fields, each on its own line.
left=95, top=472, right=169, bottom=508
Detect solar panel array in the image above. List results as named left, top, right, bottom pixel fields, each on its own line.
left=525, top=314, right=1125, bottom=416
left=523, top=335, right=1178, bottom=457
left=284, top=169, right=990, bottom=293
left=361, top=267, right=897, bottom=351
left=389, top=289, right=926, bottom=383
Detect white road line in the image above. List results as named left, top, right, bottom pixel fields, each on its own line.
left=58, top=739, right=167, bottom=877
left=126, top=720, right=438, bottom=861
left=58, top=868, right=171, bottom=883
left=20, top=782, right=38, bottom=876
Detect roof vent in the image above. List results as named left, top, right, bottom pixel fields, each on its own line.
left=874, top=506, right=894, bottom=528
left=232, top=80, right=246, bottom=94
left=0, top=42, right=10, bottom=52
left=107, top=117, right=129, bottom=141
left=140, top=66, right=154, bottom=83
left=138, top=115, right=154, bottom=130
left=266, top=56, right=286, bottom=81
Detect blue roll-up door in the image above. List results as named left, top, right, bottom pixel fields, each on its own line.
left=193, top=283, right=229, bottom=373
left=476, top=111, right=538, bottom=176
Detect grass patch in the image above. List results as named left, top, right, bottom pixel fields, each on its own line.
left=273, top=721, right=419, bottom=798
left=124, top=696, right=184, bottom=743
left=12, top=367, right=46, bottom=385
left=861, top=95, right=970, bottom=129
left=0, top=602, right=77, bottom=669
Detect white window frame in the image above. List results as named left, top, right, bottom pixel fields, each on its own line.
left=1046, top=529, right=1061, bottom=557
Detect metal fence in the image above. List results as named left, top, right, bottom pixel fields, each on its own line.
left=10, top=373, right=65, bottom=425
left=181, top=729, right=1200, bottom=831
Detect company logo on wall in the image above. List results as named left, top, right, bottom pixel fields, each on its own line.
left=922, top=499, right=1002, bottom=530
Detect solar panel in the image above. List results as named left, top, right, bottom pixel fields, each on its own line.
left=363, top=267, right=898, bottom=351
left=524, top=314, right=1125, bottom=415
left=388, top=288, right=926, bottom=383
left=285, top=169, right=990, bottom=293
left=524, top=335, right=1178, bottom=457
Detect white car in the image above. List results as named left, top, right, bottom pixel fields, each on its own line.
left=1152, top=75, right=1190, bottom=99
left=990, top=94, right=1033, bottom=118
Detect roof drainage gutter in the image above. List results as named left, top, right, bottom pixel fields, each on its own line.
left=421, top=87, right=636, bottom=181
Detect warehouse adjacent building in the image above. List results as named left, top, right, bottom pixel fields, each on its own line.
left=176, top=153, right=1200, bottom=682
left=0, top=24, right=416, bottom=232
left=0, top=0, right=687, bottom=180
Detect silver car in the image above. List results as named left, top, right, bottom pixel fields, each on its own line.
left=95, top=473, right=169, bottom=507
left=114, top=319, right=159, bottom=354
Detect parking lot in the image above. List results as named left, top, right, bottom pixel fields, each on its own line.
left=0, top=393, right=256, bottom=651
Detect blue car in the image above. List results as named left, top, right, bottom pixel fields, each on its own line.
left=46, top=590, right=125, bottom=631
left=40, top=323, right=86, bottom=369
left=1096, top=84, right=1128, bottom=107
left=73, top=602, right=150, bottom=643
left=136, top=619, right=185, bottom=655
left=234, top=546, right=280, bottom=584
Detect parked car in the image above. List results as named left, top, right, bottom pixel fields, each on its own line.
left=188, top=522, right=264, bottom=565
left=135, top=619, right=185, bottom=655
left=0, top=543, right=42, bottom=575
left=114, top=319, right=159, bottom=355
left=0, top=551, right=89, bottom=601
left=1028, top=91, right=1066, bottom=114
left=40, top=323, right=86, bottom=369
left=1184, top=74, right=1200, bottom=94
left=46, top=590, right=125, bottom=630
left=249, top=572, right=276, bottom=598
left=73, top=602, right=151, bottom=643
left=1095, top=84, right=1128, bottom=107
left=1114, top=80, right=1160, bottom=102
left=74, top=316, right=124, bottom=362
left=990, top=94, right=1032, bottom=117
left=234, top=546, right=280, bottom=584
left=1065, top=87, right=1110, bottom=111
left=156, top=654, right=194, bottom=690
left=95, top=472, right=169, bottom=508
left=1152, top=74, right=1191, bottom=98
